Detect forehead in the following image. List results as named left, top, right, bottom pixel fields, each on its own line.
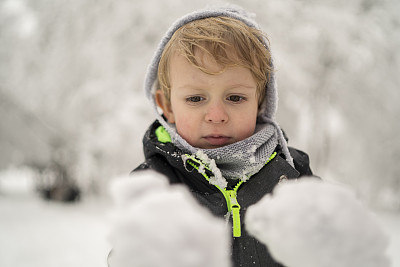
left=168, top=52, right=256, bottom=90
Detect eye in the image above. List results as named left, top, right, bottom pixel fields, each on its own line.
left=186, top=96, right=205, bottom=103
left=227, top=95, right=245, bottom=102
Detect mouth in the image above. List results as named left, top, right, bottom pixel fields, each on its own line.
left=203, top=135, right=232, bottom=147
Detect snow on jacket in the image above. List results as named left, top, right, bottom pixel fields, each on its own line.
left=132, top=120, right=314, bottom=267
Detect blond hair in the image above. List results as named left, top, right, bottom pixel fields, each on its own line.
left=157, top=16, right=273, bottom=106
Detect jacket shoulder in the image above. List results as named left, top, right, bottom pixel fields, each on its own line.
left=288, top=147, right=313, bottom=176
left=132, top=154, right=179, bottom=182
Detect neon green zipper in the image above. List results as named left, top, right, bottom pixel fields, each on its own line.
left=184, top=152, right=277, bottom=238
left=185, top=155, right=243, bottom=237
left=226, top=189, right=242, bottom=237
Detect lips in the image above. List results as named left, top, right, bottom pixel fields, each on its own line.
left=203, top=135, right=232, bottom=147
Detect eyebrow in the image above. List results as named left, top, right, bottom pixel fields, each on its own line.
left=175, top=84, right=256, bottom=90
left=227, top=84, right=257, bottom=90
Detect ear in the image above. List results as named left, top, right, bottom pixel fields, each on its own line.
left=155, top=90, right=175, bottom=123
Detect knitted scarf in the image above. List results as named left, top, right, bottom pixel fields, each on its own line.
left=163, top=120, right=278, bottom=181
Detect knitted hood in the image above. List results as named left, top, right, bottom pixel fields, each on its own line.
left=143, top=5, right=294, bottom=167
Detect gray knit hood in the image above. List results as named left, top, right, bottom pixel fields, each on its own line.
left=144, top=5, right=294, bottom=179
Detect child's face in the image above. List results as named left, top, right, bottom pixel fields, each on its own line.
left=157, top=52, right=258, bottom=149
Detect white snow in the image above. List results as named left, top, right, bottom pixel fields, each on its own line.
left=195, top=150, right=228, bottom=189
left=0, top=194, right=111, bottom=267
left=0, top=167, right=36, bottom=194
left=107, top=170, right=230, bottom=267
left=245, top=178, right=391, bottom=267
left=1, top=173, right=400, bottom=267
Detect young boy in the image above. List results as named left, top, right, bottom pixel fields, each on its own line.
left=133, top=5, right=313, bottom=267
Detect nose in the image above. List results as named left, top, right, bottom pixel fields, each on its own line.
left=205, top=102, right=228, bottom=123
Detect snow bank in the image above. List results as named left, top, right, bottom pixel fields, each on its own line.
left=108, top=170, right=231, bottom=267
left=0, top=167, right=36, bottom=195
left=245, top=178, right=390, bottom=267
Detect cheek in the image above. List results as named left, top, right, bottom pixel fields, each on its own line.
left=235, top=108, right=258, bottom=137
left=242, top=117, right=257, bottom=134
left=174, top=113, right=198, bottom=138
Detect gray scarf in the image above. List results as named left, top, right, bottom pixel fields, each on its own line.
left=167, top=121, right=278, bottom=181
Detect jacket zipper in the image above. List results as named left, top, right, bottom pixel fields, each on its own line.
left=183, top=152, right=277, bottom=238
left=226, top=187, right=242, bottom=237
left=184, top=156, right=244, bottom=237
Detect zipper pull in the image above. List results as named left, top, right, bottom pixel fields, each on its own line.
left=227, top=190, right=241, bottom=237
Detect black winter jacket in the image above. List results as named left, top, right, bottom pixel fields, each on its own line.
left=133, top=120, right=313, bottom=267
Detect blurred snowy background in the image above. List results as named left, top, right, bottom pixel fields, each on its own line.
left=0, top=0, right=399, bottom=266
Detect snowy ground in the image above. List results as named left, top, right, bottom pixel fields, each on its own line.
left=0, top=193, right=111, bottom=267
left=0, top=186, right=399, bottom=267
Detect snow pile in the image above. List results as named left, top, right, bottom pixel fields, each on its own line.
left=245, top=178, right=390, bottom=267
left=108, top=170, right=231, bottom=267
left=0, top=167, right=36, bottom=195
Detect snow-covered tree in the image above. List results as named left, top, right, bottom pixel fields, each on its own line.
left=1, top=0, right=399, bottom=208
